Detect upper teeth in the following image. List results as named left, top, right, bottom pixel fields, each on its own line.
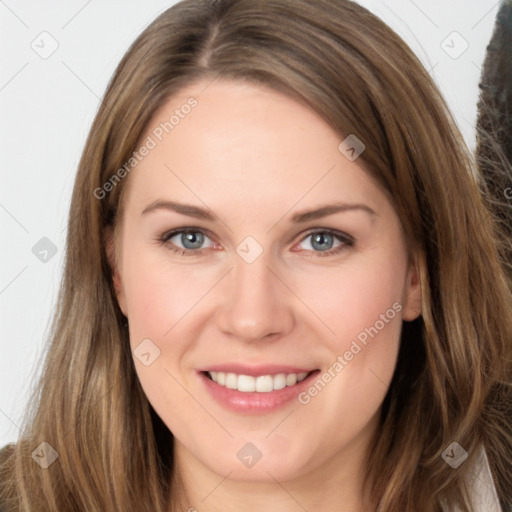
left=208, top=371, right=309, bottom=392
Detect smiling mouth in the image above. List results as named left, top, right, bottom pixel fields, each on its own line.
left=203, top=370, right=315, bottom=393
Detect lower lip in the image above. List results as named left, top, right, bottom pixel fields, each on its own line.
left=199, top=371, right=320, bottom=414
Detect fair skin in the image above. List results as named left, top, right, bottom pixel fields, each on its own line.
left=110, top=79, right=422, bottom=512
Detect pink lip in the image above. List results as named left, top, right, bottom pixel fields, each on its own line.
left=198, top=368, right=320, bottom=415
left=196, top=364, right=314, bottom=377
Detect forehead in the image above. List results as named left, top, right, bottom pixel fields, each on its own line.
left=122, top=79, right=384, bottom=218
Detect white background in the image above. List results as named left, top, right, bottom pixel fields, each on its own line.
left=0, top=0, right=501, bottom=447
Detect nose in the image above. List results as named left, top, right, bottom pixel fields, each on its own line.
left=215, top=252, right=295, bottom=343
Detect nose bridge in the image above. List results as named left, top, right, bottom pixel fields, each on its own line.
left=216, top=245, right=294, bottom=341
left=233, top=252, right=273, bottom=302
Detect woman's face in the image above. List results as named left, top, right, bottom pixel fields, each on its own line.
left=111, top=79, right=421, bottom=485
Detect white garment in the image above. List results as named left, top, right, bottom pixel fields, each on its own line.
left=450, top=447, right=502, bottom=512
left=469, top=448, right=502, bottom=512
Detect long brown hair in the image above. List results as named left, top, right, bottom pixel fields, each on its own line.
left=1, top=0, right=511, bottom=510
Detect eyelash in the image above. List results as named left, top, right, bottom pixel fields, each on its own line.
left=157, top=228, right=354, bottom=258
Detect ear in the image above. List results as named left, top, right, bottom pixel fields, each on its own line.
left=402, top=252, right=422, bottom=321
left=105, top=226, right=128, bottom=316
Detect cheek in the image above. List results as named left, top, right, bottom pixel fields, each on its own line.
left=294, top=248, right=407, bottom=354
left=121, top=248, right=219, bottom=349
left=120, top=250, right=214, bottom=417
left=123, top=262, right=173, bottom=341
left=291, top=247, right=406, bottom=416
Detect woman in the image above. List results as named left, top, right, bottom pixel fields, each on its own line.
left=1, top=0, right=511, bottom=510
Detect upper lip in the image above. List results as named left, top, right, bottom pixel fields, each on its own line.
left=197, top=364, right=317, bottom=377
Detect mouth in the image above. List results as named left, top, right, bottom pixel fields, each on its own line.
left=203, top=370, right=312, bottom=392
left=198, top=366, right=320, bottom=414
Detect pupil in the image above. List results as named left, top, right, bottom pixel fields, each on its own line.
left=183, top=232, right=203, bottom=249
left=312, top=233, right=332, bottom=251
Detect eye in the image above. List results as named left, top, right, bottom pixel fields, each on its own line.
left=293, top=230, right=354, bottom=257
left=159, top=228, right=218, bottom=256
left=158, top=228, right=354, bottom=257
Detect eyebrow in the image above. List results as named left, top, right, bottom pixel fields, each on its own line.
left=141, top=200, right=377, bottom=223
